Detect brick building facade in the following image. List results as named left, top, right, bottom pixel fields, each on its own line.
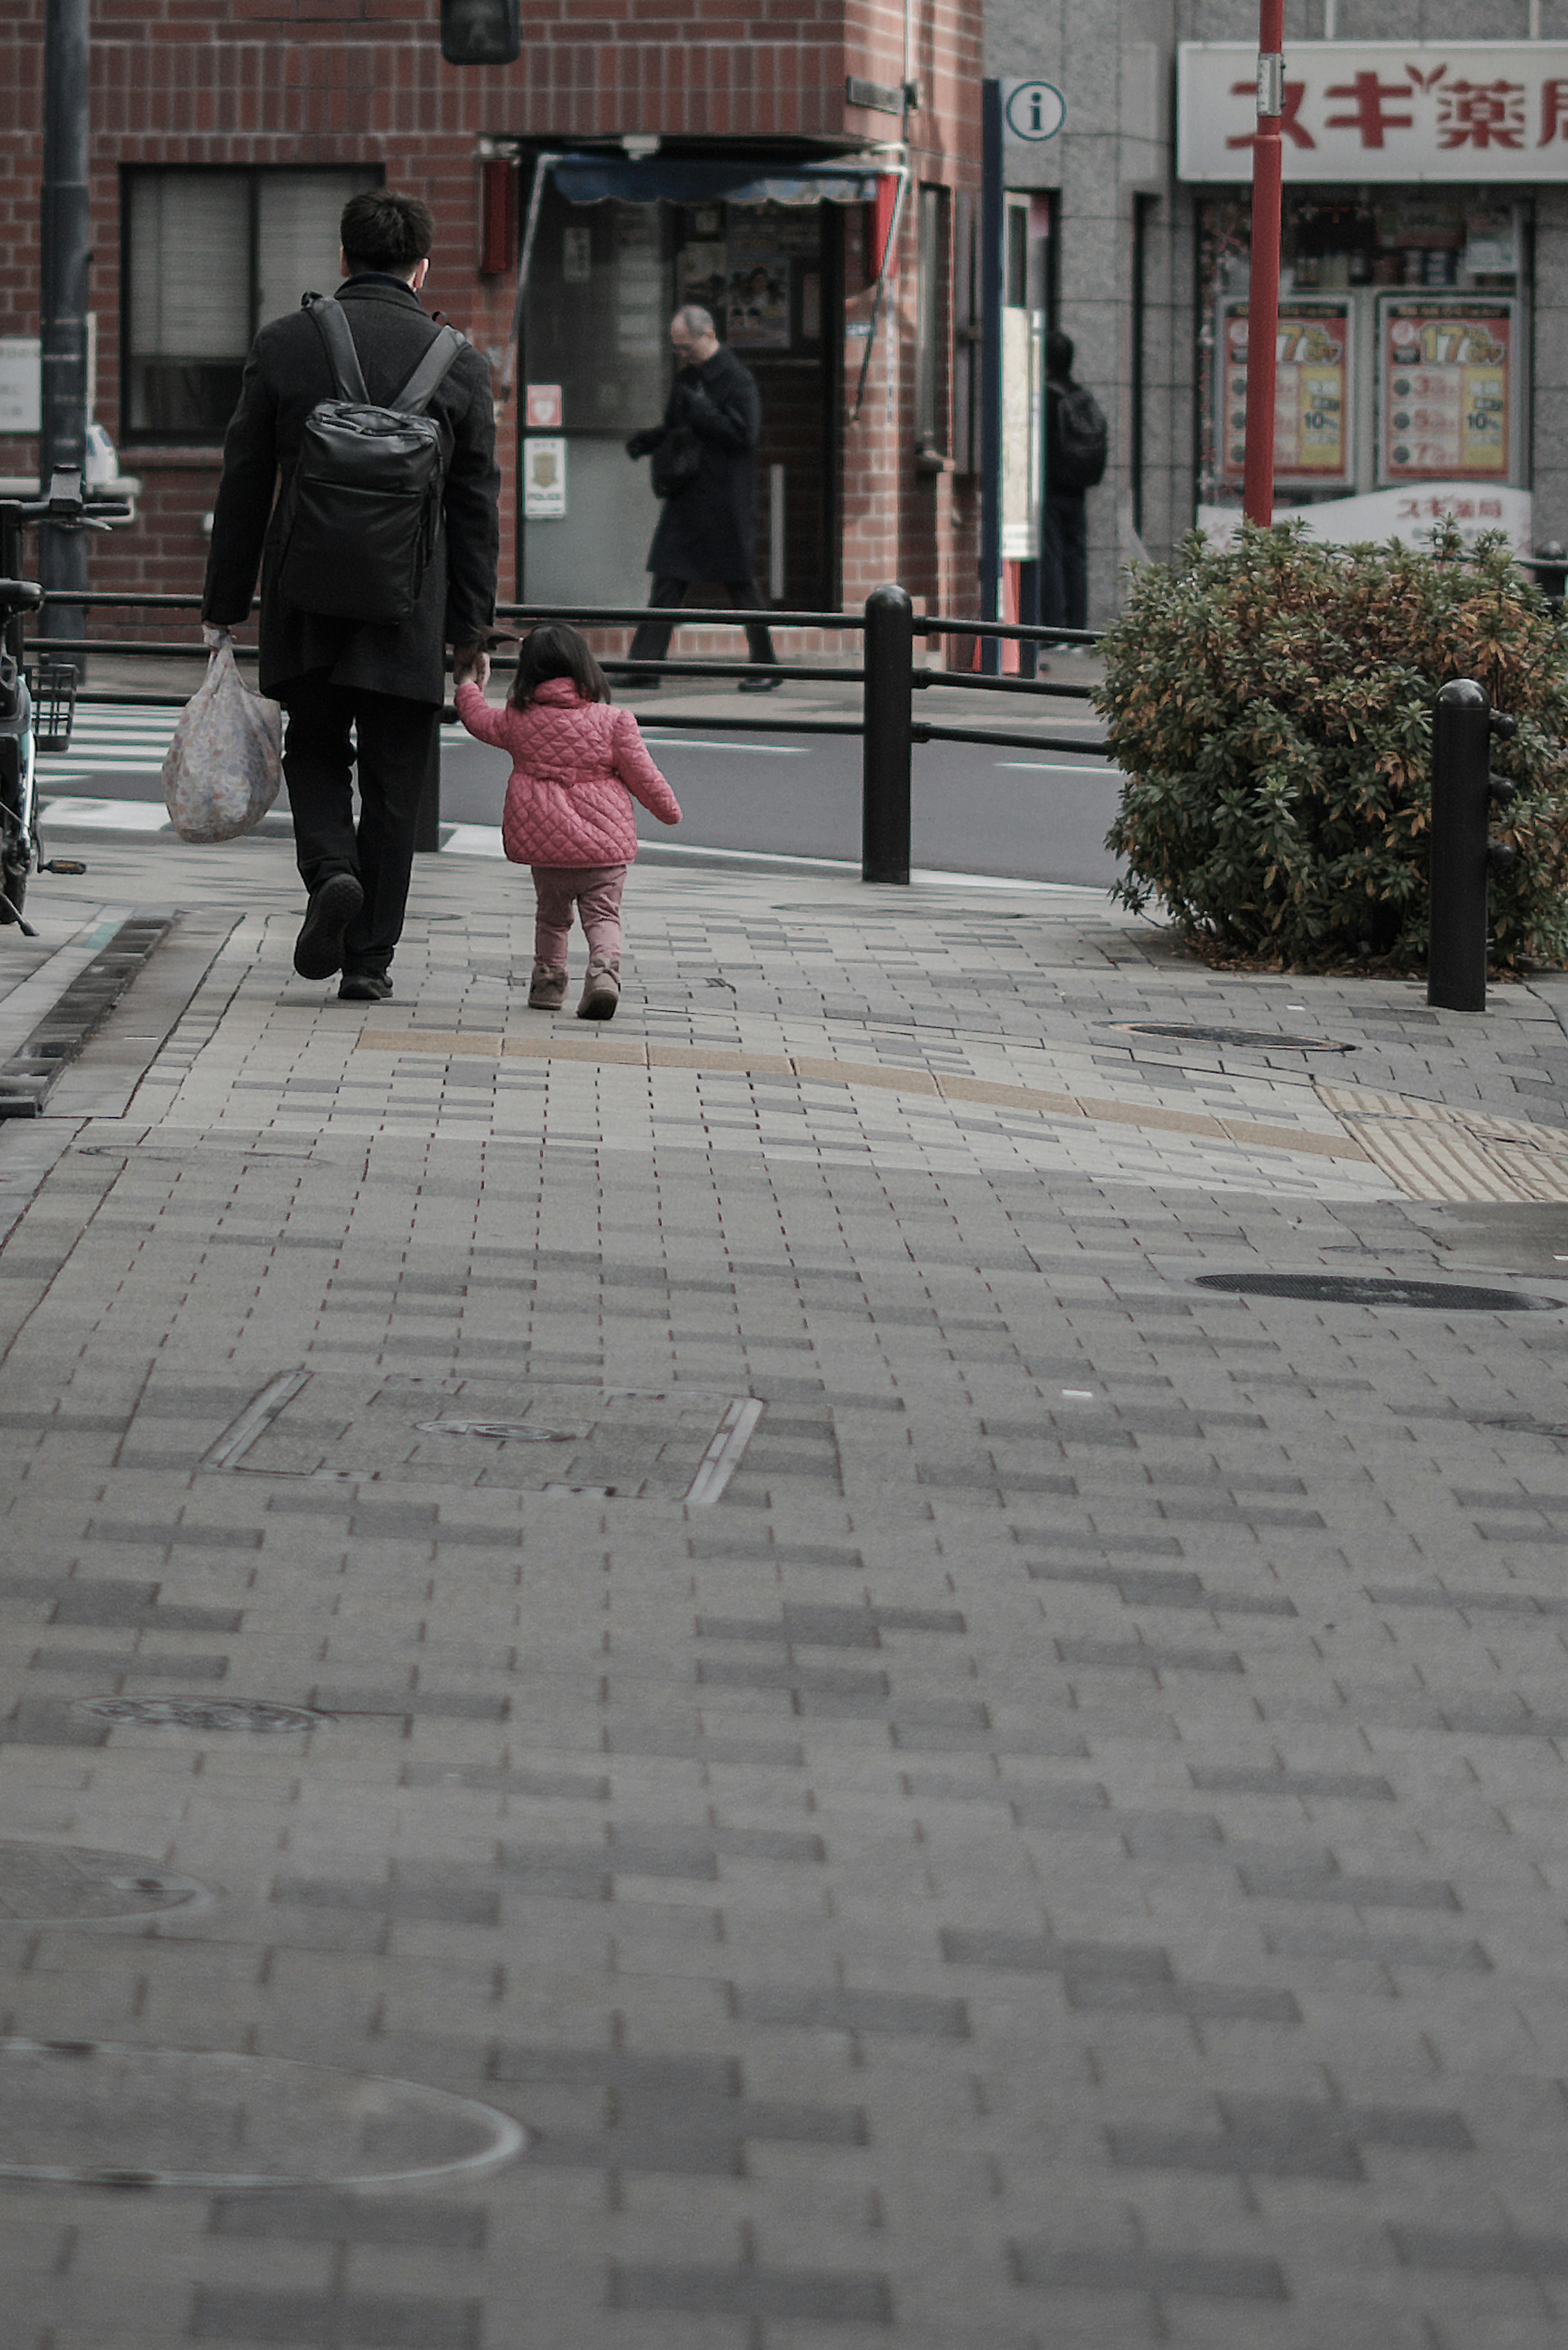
left=1, top=0, right=982, bottom=635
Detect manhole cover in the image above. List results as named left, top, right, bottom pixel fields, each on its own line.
left=206, top=1372, right=763, bottom=1505
left=0, top=2041, right=524, bottom=2188
left=77, top=1699, right=321, bottom=1734
left=1111, top=1023, right=1353, bottom=1052
left=415, top=1418, right=573, bottom=1442
left=1194, top=1273, right=1559, bottom=1311
left=0, top=1843, right=209, bottom=1925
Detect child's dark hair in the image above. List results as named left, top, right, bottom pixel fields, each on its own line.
left=508, top=624, right=611, bottom=709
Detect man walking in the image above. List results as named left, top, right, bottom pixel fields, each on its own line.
left=203, top=189, right=500, bottom=998
left=625, top=306, right=780, bottom=691
left=1041, top=328, right=1105, bottom=640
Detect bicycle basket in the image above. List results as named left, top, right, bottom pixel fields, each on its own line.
left=32, top=661, right=78, bottom=756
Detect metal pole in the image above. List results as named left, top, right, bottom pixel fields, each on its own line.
left=978, top=79, right=1004, bottom=676
left=38, top=0, right=91, bottom=643
left=1241, top=0, right=1285, bottom=528
left=862, top=584, right=912, bottom=885
left=1428, top=678, right=1490, bottom=1013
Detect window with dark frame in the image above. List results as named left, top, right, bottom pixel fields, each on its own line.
left=915, top=183, right=951, bottom=461
left=122, top=166, right=381, bottom=441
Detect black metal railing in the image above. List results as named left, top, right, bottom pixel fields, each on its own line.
left=26, top=586, right=1110, bottom=884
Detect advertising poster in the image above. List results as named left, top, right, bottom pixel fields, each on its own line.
left=1221, top=302, right=1353, bottom=488
left=1379, top=299, right=1513, bottom=481
left=1001, top=310, right=1043, bottom=560
left=679, top=242, right=727, bottom=312
left=724, top=214, right=796, bottom=349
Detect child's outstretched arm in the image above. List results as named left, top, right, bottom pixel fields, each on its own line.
left=610, top=708, right=682, bottom=825
left=454, top=678, right=512, bottom=751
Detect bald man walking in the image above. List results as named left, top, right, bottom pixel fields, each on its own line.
left=625, top=305, right=780, bottom=691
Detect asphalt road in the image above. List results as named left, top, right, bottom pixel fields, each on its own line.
left=44, top=703, right=1126, bottom=890
left=445, top=722, right=1125, bottom=886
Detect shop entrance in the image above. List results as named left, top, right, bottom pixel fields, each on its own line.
left=517, top=166, right=853, bottom=612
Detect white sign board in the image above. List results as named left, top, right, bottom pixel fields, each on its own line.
left=523, top=436, right=567, bottom=519
left=1001, top=310, right=1042, bottom=560
left=0, top=340, right=40, bottom=435
left=1002, top=80, right=1065, bottom=145
left=1197, top=482, right=1532, bottom=556
left=1179, top=43, right=1568, bottom=181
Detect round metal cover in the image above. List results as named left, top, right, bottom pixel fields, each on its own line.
left=1112, top=1023, right=1352, bottom=1052
left=0, top=2040, right=525, bottom=2188
left=77, top=1699, right=321, bottom=1734
left=1194, top=1273, right=1560, bottom=1311
left=0, top=1842, right=208, bottom=1926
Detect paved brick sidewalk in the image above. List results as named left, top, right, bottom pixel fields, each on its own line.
left=3, top=837, right=1568, bottom=2349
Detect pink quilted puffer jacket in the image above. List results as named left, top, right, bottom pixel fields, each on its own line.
left=455, top=677, right=681, bottom=866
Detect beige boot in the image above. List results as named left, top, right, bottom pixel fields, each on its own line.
left=577, top=954, right=620, bottom=1021
left=527, top=961, right=568, bottom=1010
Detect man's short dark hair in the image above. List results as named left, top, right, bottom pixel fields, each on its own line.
left=1047, top=328, right=1074, bottom=378
left=341, top=190, right=434, bottom=275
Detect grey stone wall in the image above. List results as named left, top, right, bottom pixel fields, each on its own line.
left=991, top=0, right=1568, bottom=617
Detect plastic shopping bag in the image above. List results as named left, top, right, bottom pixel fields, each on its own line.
left=161, top=641, right=283, bottom=843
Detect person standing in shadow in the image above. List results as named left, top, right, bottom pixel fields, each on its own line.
left=1041, top=329, right=1106, bottom=644
left=625, top=306, right=781, bottom=693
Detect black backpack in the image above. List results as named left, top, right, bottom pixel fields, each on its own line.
left=276, top=297, right=466, bottom=628
left=1049, top=377, right=1108, bottom=493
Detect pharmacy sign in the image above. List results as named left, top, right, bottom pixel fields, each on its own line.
left=1179, top=43, right=1568, bottom=181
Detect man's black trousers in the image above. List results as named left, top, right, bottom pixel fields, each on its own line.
left=1041, top=492, right=1089, bottom=635
left=279, top=673, right=439, bottom=978
left=628, top=577, right=778, bottom=668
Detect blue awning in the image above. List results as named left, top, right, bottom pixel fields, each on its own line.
left=550, top=155, right=887, bottom=206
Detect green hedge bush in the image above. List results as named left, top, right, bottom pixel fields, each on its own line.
left=1096, top=521, right=1568, bottom=971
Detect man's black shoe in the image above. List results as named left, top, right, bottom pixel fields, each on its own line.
left=294, top=873, right=365, bottom=981
left=338, top=970, right=392, bottom=1002
left=737, top=671, right=784, bottom=693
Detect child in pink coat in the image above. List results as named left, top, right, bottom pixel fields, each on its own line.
left=454, top=625, right=681, bottom=1020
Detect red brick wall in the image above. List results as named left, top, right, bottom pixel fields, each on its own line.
left=0, top=0, right=980, bottom=631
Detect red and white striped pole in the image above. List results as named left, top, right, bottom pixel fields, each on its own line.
left=1241, top=0, right=1285, bottom=527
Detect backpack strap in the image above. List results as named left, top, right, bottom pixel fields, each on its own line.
left=390, top=324, right=467, bottom=417
left=306, top=297, right=371, bottom=406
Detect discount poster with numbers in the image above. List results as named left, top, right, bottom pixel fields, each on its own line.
left=1379, top=299, right=1515, bottom=484
left=1219, top=302, right=1352, bottom=490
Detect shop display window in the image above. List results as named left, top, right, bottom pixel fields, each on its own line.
left=1197, top=190, right=1528, bottom=515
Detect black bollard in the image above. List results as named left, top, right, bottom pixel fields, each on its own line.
left=1428, top=678, right=1515, bottom=1012
left=862, top=583, right=912, bottom=885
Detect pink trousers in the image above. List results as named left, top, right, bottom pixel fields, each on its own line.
left=531, top=863, right=627, bottom=966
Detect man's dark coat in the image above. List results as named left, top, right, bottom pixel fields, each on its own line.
left=203, top=274, right=500, bottom=705
left=633, top=346, right=762, bottom=582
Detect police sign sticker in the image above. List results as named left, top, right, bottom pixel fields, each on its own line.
left=1002, top=81, right=1066, bottom=143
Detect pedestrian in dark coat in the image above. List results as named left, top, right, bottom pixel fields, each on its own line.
left=202, top=188, right=500, bottom=997
left=1041, top=328, right=1096, bottom=640
left=626, top=306, right=779, bottom=690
